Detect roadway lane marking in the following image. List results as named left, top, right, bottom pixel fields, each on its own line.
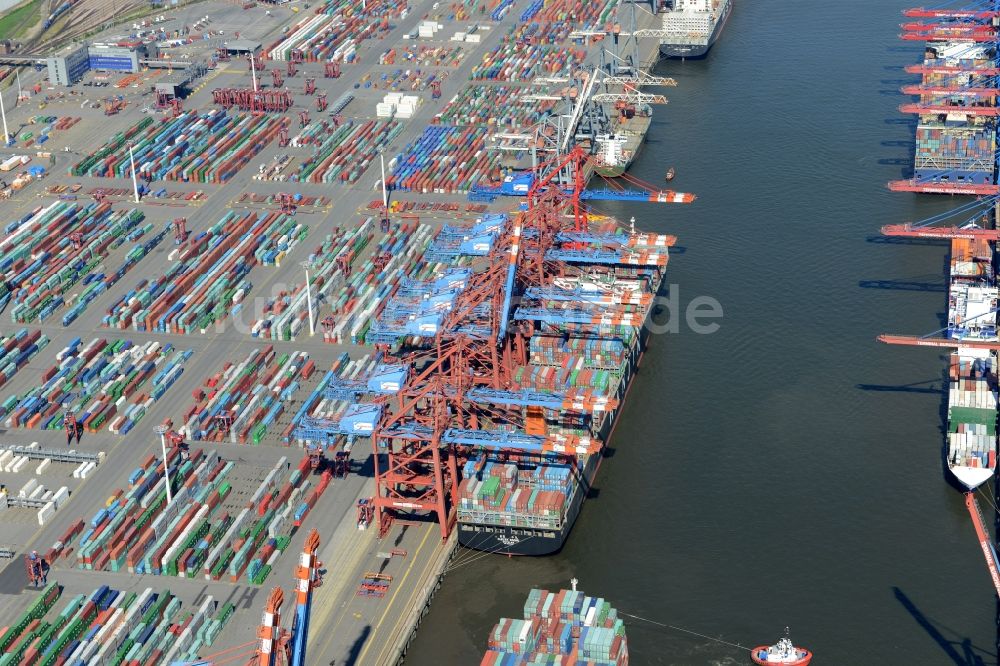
left=357, top=525, right=435, bottom=665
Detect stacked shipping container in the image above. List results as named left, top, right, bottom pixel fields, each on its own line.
left=2, top=337, right=191, bottom=435
left=481, top=587, right=628, bottom=665
left=0, top=583, right=234, bottom=665
left=71, top=110, right=287, bottom=184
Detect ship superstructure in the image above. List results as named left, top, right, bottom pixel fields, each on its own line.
left=657, top=0, right=732, bottom=59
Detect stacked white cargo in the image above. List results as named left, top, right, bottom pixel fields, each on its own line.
left=396, top=95, right=420, bottom=119
left=418, top=20, right=441, bottom=39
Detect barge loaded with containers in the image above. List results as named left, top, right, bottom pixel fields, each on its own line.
left=480, top=580, right=628, bottom=665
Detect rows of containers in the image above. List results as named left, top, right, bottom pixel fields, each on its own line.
left=1, top=337, right=192, bottom=435
left=388, top=125, right=499, bottom=193
left=294, top=119, right=403, bottom=184
left=481, top=587, right=628, bottom=665
left=102, top=210, right=308, bottom=334
left=264, top=0, right=402, bottom=62
left=914, top=122, right=997, bottom=184
left=903, top=40, right=999, bottom=189
left=470, top=24, right=588, bottom=81
left=252, top=222, right=371, bottom=341
left=458, top=460, right=571, bottom=531
left=2, top=202, right=152, bottom=326
left=317, top=220, right=434, bottom=345
left=179, top=346, right=316, bottom=445
left=0, top=329, right=47, bottom=389
left=0, top=582, right=234, bottom=666
left=435, top=84, right=554, bottom=127
left=13, top=115, right=76, bottom=148
left=377, top=46, right=465, bottom=68
left=52, top=448, right=330, bottom=584
left=71, top=110, right=287, bottom=184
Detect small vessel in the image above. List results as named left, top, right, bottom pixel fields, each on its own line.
left=751, top=628, right=812, bottom=665
left=665, top=167, right=675, bottom=181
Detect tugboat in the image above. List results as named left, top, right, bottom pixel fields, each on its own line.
left=751, top=628, right=812, bottom=665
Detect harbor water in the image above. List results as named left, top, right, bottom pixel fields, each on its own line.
left=406, top=0, right=997, bottom=664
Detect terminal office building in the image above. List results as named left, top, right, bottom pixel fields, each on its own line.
left=46, top=42, right=158, bottom=85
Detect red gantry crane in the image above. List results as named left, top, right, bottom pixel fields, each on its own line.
left=965, top=493, right=1000, bottom=598
left=189, top=530, right=323, bottom=666
left=354, top=145, right=693, bottom=539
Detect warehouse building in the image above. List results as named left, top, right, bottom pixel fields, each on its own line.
left=46, top=42, right=158, bottom=85
left=45, top=43, right=90, bottom=86
left=88, top=43, right=153, bottom=73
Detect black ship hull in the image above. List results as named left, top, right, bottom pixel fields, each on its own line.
left=457, top=324, right=650, bottom=555
left=659, top=0, right=732, bottom=59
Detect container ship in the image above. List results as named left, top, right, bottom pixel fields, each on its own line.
left=657, top=0, right=732, bottom=59
left=892, top=41, right=1000, bottom=195
left=480, top=581, right=628, bottom=665
left=455, top=224, right=669, bottom=556
left=946, top=236, right=999, bottom=490
left=593, top=103, right=652, bottom=178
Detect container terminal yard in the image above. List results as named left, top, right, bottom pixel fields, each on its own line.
left=0, top=0, right=692, bottom=663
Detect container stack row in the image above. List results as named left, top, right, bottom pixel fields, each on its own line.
left=265, top=0, right=401, bottom=62
left=251, top=223, right=370, bottom=341
left=180, top=345, right=315, bottom=444
left=318, top=221, right=434, bottom=345
left=388, top=125, right=497, bottom=193
left=70, top=110, right=287, bottom=184
left=525, top=0, right=618, bottom=33
left=470, top=24, right=587, bottom=80
left=480, top=587, right=628, bottom=665
left=378, top=47, right=463, bottom=69
left=435, top=84, right=553, bottom=127
left=3, top=202, right=148, bottom=325
left=2, top=338, right=192, bottom=435
left=102, top=210, right=308, bottom=333
left=0, top=329, right=47, bottom=389
left=458, top=461, right=571, bottom=531
left=295, top=119, right=403, bottom=184
left=57, top=449, right=326, bottom=584
left=0, top=583, right=234, bottom=666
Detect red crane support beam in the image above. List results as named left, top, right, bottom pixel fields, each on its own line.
left=899, top=102, right=1000, bottom=115
left=880, top=223, right=1000, bottom=239
left=901, top=85, right=999, bottom=96
left=888, top=180, right=1000, bottom=195
left=965, top=492, right=1000, bottom=599
left=906, top=64, right=1000, bottom=75
left=877, top=334, right=1000, bottom=350
left=901, top=21, right=996, bottom=31
left=899, top=32, right=999, bottom=41
left=903, top=8, right=1000, bottom=19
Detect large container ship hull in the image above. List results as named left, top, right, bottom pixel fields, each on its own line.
left=659, top=0, right=732, bottom=59
left=458, top=322, right=650, bottom=556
